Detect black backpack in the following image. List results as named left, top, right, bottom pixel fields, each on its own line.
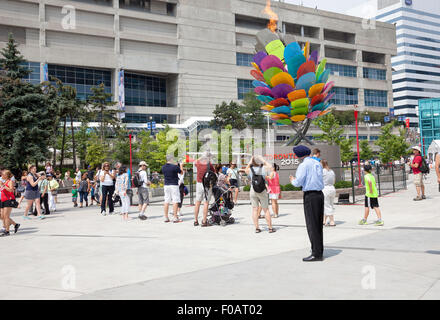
left=133, top=171, right=143, bottom=188
left=202, top=162, right=217, bottom=190
left=419, top=157, right=430, bottom=174
left=250, top=165, right=266, bottom=193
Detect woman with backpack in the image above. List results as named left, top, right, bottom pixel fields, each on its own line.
left=410, top=146, right=426, bottom=201
left=245, top=156, right=276, bottom=233
left=0, top=170, right=20, bottom=236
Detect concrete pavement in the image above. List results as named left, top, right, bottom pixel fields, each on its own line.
left=1, top=174, right=439, bottom=300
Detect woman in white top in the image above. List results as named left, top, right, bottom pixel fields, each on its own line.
left=99, top=162, right=115, bottom=215
left=322, top=159, right=336, bottom=227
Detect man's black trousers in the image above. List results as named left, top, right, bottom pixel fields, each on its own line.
left=303, top=191, right=324, bottom=257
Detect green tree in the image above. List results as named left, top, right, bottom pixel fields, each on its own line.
left=112, top=126, right=138, bottom=165
left=360, top=140, right=373, bottom=160
left=313, top=113, right=344, bottom=145
left=137, top=125, right=186, bottom=172
left=86, top=133, right=107, bottom=168
left=75, top=123, right=92, bottom=169
left=210, top=101, right=247, bottom=130
left=339, top=138, right=354, bottom=163
left=241, top=91, right=266, bottom=129
left=0, top=34, right=57, bottom=172
left=88, top=83, right=120, bottom=143
left=375, top=124, right=410, bottom=163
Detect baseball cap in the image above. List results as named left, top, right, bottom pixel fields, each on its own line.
left=139, top=161, right=148, bottom=167
left=412, top=146, right=421, bottom=152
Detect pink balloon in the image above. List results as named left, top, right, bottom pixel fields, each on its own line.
left=323, top=81, right=335, bottom=94
left=307, top=110, right=321, bottom=119
left=260, top=55, right=286, bottom=72
left=255, top=86, right=273, bottom=97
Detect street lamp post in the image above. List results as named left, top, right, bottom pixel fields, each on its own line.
left=149, top=116, right=153, bottom=136
left=354, top=105, right=362, bottom=187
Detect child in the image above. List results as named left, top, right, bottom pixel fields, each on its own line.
left=72, top=184, right=78, bottom=208
left=359, top=164, right=384, bottom=226
left=90, top=181, right=96, bottom=206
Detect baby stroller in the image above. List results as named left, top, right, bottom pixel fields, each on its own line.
left=208, top=184, right=235, bottom=226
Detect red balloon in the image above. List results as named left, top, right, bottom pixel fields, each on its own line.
left=311, top=93, right=325, bottom=107
left=296, top=61, right=316, bottom=80
left=269, top=98, right=290, bottom=107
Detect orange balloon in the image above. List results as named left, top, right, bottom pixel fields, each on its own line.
left=261, top=105, right=274, bottom=111
left=271, top=114, right=289, bottom=120
left=288, top=89, right=307, bottom=102
left=270, top=72, right=295, bottom=88
left=308, top=83, right=325, bottom=99
left=291, top=115, right=306, bottom=122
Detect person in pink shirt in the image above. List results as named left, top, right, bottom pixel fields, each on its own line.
left=266, top=163, right=281, bottom=218
left=410, top=146, right=425, bottom=201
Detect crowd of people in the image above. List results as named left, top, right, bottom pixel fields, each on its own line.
left=0, top=145, right=435, bottom=249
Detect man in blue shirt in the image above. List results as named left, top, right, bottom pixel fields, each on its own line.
left=290, top=145, right=325, bottom=262
left=162, top=155, right=183, bottom=223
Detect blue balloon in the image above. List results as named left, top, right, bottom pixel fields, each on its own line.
left=284, top=42, right=302, bottom=62
left=257, top=95, right=274, bottom=104
left=312, top=102, right=325, bottom=112
left=271, top=106, right=291, bottom=115
left=318, top=69, right=330, bottom=83
left=252, top=80, right=270, bottom=88
left=296, top=72, right=316, bottom=94
left=286, top=54, right=306, bottom=80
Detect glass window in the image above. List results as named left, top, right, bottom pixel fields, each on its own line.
left=370, top=136, right=379, bottom=141
left=329, top=87, right=358, bottom=105
left=236, top=53, right=253, bottom=67
left=363, top=68, right=386, bottom=80
left=237, top=79, right=253, bottom=100
left=124, top=73, right=167, bottom=107
left=326, top=64, right=357, bottom=77
left=20, top=62, right=40, bottom=85
left=364, top=90, right=387, bottom=108
left=48, top=64, right=112, bottom=101
left=122, top=113, right=170, bottom=124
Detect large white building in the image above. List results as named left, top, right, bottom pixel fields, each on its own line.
left=376, top=0, right=440, bottom=127
left=0, top=0, right=396, bottom=132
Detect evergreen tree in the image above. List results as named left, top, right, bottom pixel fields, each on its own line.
left=88, top=83, right=120, bottom=143
left=242, top=92, right=266, bottom=129
left=375, top=124, right=410, bottom=163
left=210, top=101, right=247, bottom=130
left=112, top=126, right=137, bottom=165
left=0, top=34, right=56, bottom=171
left=339, top=138, right=354, bottom=163
left=86, top=133, right=107, bottom=168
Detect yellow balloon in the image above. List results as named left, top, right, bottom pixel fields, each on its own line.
left=251, top=62, right=261, bottom=72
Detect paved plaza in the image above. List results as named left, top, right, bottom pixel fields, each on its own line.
left=1, top=175, right=439, bottom=300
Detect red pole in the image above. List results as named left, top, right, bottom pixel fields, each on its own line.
left=129, top=133, right=133, bottom=179
left=354, top=107, right=362, bottom=187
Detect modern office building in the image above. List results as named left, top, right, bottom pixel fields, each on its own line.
left=0, top=0, right=396, bottom=130
left=377, top=0, right=440, bottom=127
left=418, top=98, right=440, bottom=156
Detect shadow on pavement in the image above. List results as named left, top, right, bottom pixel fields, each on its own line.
left=324, top=248, right=343, bottom=259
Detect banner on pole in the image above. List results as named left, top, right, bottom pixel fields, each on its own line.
left=118, top=69, right=125, bottom=120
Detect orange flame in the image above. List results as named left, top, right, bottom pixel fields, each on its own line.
left=263, top=0, right=278, bottom=33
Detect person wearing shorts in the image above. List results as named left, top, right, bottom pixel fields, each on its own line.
left=193, top=152, right=215, bottom=227
left=245, top=156, right=275, bottom=233
left=162, top=156, right=183, bottom=223
left=359, top=164, right=384, bottom=226
left=227, top=162, right=241, bottom=204
left=410, top=146, right=425, bottom=201
left=137, top=161, right=150, bottom=220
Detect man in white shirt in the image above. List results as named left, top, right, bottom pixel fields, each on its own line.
left=137, top=161, right=150, bottom=220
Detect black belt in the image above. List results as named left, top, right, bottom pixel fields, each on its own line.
left=304, top=190, right=322, bottom=194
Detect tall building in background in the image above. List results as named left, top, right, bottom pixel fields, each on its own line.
left=377, top=0, right=440, bottom=127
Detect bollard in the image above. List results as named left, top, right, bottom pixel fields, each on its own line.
left=376, top=165, right=381, bottom=196
left=350, top=163, right=355, bottom=204
left=391, top=165, right=396, bottom=192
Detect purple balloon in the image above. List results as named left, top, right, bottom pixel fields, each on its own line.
left=271, top=84, right=294, bottom=99
left=253, top=51, right=268, bottom=67
left=309, top=50, right=319, bottom=65
left=323, top=92, right=335, bottom=103
left=260, top=55, right=285, bottom=72
left=255, top=86, right=273, bottom=97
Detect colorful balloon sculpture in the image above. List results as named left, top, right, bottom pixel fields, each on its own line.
left=251, top=41, right=333, bottom=127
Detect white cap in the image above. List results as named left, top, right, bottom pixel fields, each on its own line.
left=139, top=161, right=148, bottom=167
left=412, top=146, right=421, bottom=153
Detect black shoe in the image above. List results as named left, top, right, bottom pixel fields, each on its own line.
left=302, top=255, right=323, bottom=262
left=14, top=223, right=20, bottom=234
left=0, top=231, right=10, bottom=237
left=139, top=215, right=147, bottom=220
